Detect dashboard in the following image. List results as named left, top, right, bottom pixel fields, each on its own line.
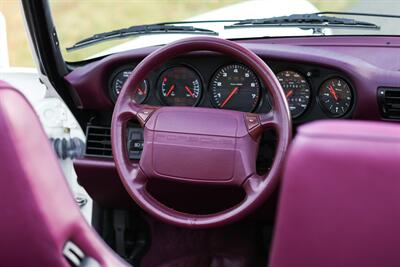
left=67, top=36, right=400, bottom=126
left=107, top=56, right=355, bottom=122
left=70, top=36, right=400, bottom=209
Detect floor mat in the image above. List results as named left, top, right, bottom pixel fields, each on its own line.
left=140, top=215, right=268, bottom=267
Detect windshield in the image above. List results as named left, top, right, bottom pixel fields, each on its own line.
left=48, top=0, right=400, bottom=63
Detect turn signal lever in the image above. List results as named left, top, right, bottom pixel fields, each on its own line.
left=51, top=137, right=85, bottom=160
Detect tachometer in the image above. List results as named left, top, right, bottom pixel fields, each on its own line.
left=210, top=64, right=260, bottom=112
left=111, top=69, right=149, bottom=104
left=276, top=70, right=311, bottom=118
left=318, top=77, right=353, bottom=117
left=158, top=66, right=202, bottom=106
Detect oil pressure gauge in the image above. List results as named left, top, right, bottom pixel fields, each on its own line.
left=318, top=77, right=353, bottom=117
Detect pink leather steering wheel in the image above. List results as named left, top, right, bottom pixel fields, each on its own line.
left=111, top=37, right=291, bottom=228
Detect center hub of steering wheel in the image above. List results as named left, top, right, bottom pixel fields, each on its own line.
left=140, top=107, right=260, bottom=184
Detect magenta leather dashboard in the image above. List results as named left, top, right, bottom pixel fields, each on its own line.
left=68, top=35, right=400, bottom=209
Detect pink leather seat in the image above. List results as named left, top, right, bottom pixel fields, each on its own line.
left=269, top=120, right=400, bottom=267
left=0, top=81, right=128, bottom=267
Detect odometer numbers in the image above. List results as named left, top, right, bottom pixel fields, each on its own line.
left=276, top=70, right=311, bottom=118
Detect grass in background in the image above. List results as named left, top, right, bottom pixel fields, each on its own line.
left=49, top=0, right=242, bottom=62
left=0, top=1, right=33, bottom=67
left=1, top=0, right=356, bottom=67
left=0, top=0, right=241, bottom=66
left=309, top=0, right=358, bottom=12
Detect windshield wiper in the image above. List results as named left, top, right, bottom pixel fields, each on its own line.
left=67, top=24, right=218, bottom=51
left=316, top=11, right=400, bottom=19
left=225, top=13, right=380, bottom=32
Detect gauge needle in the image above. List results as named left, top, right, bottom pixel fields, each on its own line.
left=184, top=85, right=195, bottom=98
left=166, top=84, right=175, bottom=97
left=286, top=90, right=294, bottom=99
left=136, top=87, right=144, bottom=95
left=220, top=87, right=238, bottom=108
left=328, top=85, right=338, bottom=101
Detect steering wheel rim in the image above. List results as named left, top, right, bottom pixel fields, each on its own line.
left=111, top=37, right=291, bottom=228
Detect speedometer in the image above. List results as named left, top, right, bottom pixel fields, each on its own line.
left=276, top=70, right=311, bottom=118
left=210, top=64, right=260, bottom=112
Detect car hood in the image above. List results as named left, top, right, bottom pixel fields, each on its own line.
left=93, top=0, right=319, bottom=58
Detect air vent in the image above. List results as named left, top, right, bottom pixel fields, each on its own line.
left=85, top=126, right=112, bottom=158
left=378, top=87, right=400, bottom=119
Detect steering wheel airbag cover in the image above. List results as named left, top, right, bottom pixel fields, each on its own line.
left=141, top=107, right=254, bottom=183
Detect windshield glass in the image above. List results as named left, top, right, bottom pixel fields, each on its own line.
left=49, top=0, right=400, bottom=62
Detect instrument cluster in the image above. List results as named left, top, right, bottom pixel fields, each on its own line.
left=109, top=60, right=354, bottom=119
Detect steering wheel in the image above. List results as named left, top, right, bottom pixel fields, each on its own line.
left=111, top=37, right=291, bottom=228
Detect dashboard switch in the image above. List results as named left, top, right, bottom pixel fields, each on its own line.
left=127, top=128, right=144, bottom=160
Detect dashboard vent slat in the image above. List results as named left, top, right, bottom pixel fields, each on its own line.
left=85, top=126, right=113, bottom=158
left=378, top=87, right=400, bottom=119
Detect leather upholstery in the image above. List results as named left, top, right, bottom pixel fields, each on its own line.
left=0, top=81, right=128, bottom=267
left=269, top=120, right=400, bottom=267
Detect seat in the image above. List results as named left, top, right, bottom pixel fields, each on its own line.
left=0, top=81, right=128, bottom=267
left=269, top=120, right=400, bottom=267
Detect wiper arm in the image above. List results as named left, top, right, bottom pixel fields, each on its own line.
left=225, top=13, right=380, bottom=32
left=67, top=24, right=218, bottom=51
left=316, top=11, right=400, bottom=19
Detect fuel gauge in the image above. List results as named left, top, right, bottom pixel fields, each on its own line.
left=158, top=66, right=202, bottom=106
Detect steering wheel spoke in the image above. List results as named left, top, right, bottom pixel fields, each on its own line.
left=260, top=110, right=280, bottom=129
left=117, top=98, right=159, bottom=128
left=127, top=165, right=148, bottom=190
left=136, top=106, right=159, bottom=127
left=242, top=175, right=263, bottom=197
left=244, top=110, right=280, bottom=140
left=116, top=100, right=140, bottom=123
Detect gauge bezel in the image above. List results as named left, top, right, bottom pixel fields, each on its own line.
left=156, top=64, right=204, bottom=107
left=317, top=76, right=355, bottom=118
left=208, top=62, right=262, bottom=113
left=275, top=69, right=312, bottom=119
left=108, top=64, right=150, bottom=104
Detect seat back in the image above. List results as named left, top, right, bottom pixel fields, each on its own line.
left=0, top=81, right=127, bottom=267
left=269, top=120, right=400, bottom=267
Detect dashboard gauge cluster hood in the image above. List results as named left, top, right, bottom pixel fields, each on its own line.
left=65, top=36, right=400, bottom=121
